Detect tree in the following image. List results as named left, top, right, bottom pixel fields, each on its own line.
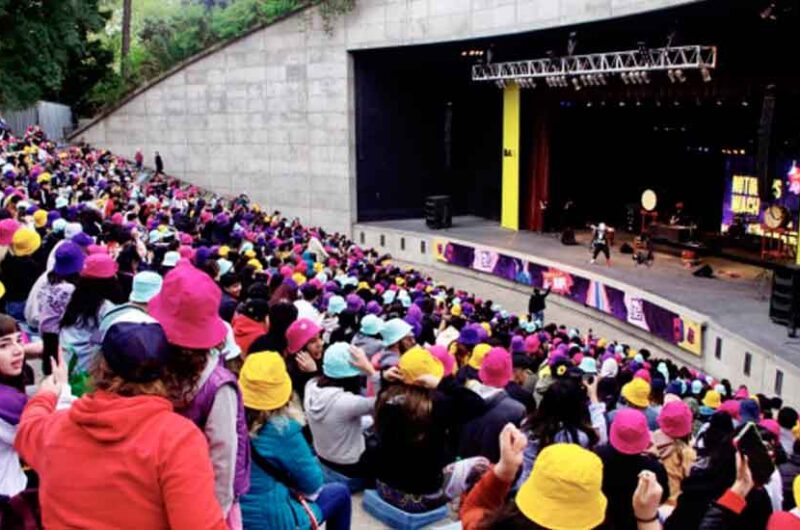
left=0, top=0, right=113, bottom=110
left=121, top=0, right=132, bottom=79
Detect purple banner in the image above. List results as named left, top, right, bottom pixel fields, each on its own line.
left=433, top=238, right=703, bottom=355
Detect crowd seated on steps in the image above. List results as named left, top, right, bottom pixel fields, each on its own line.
left=0, top=123, right=798, bottom=530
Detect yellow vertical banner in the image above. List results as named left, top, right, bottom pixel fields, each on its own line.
left=501, top=82, right=520, bottom=230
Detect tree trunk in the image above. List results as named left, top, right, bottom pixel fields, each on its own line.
left=121, top=0, right=132, bottom=80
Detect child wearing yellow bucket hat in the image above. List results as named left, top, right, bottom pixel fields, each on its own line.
left=239, top=351, right=354, bottom=530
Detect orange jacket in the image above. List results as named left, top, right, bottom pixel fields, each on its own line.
left=15, top=391, right=227, bottom=530
left=460, top=466, right=511, bottom=530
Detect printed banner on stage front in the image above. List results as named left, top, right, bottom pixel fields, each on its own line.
left=432, top=237, right=704, bottom=356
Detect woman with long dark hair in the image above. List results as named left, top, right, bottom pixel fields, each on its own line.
left=516, top=376, right=606, bottom=487
left=248, top=301, right=298, bottom=355
left=149, top=263, right=250, bottom=527
left=59, top=254, right=123, bottom=390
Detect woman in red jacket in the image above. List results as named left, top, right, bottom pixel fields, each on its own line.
left=14, top=319, right=227, bottom=530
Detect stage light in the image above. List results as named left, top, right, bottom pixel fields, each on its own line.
left=716, top=100, right=723, bottom=106
left=619, top=101, right=626, bottom=107
left=641, top=71, right=650, bottom=84
left=621, top=73, right=630, bottom=84
left=674, top=100, right=680, bottom=106
left=667, top=70, right=676, bottom=83
left=572, top=77, right=582, bottom=91
left=741, top=100, right=749, bottom=107
left=701, top=67, right=712, bottom=82
left=674, top=69, right=686, bottom=82
left=635, top=100, right=642, bottom=107
left=598, top=74, right=607, bottom=85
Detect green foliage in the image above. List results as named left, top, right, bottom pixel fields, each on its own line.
left=87, top=0, right=356, bottom=115
left=0, top=0, right=113, bottom=111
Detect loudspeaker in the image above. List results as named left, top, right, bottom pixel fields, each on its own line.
left=756, top=85, right=776, bottom=201
left=620, top=242, right=634, bottom=254
left=693, top=264, right=714, bottom=278
left=425, top=195, right=452, bottom=229
left=770, top=265, right=800, bottom=326
left=561, top=228, right=577, bottom=245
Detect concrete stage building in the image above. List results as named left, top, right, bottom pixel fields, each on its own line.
left=71, top=0, right=800, bottom=401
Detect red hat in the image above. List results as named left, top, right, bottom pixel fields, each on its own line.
left=285, top=318, right=322, bottom=354
left=657, top=401, right=693, bottom=439
left=148, top=263, right=227, bottom=349
left=610, top=409, right=651, bottom=455
left=80, top=254, right=119, bottom=279
left=479, top=347, right=513, bottom=388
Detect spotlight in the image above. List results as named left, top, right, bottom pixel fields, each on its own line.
left=572, top=77, right=582, bottom=91
left=701, top=67, right=712, bottom=82
left=621, top=73, right=630, bottom=84
left=667, top=70, right=676, bottom=83
left=675, top=69, right=686, bottom=82
left=598, top=74, right=607, bottom=85
left=641, top=71, right=650, bottom=84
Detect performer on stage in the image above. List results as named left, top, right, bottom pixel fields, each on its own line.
left=589, top=222, right=613, bottom=265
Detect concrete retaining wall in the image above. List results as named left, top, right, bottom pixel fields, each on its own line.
left=73, top=0, right=700, bottom=235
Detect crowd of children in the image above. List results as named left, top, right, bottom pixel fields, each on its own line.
left=0, top=123, right=800, bottom=530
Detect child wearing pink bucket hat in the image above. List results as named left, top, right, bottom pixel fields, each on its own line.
left=148, top=262, right=251, bottom=525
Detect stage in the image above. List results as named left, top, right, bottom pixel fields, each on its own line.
left=355, top=216, right=800, bottom=370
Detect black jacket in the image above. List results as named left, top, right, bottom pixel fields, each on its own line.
left=665, top=460, right=772, bottom=530
left=780, top=453, right=800, bottom=510
left=528, top=287, right=551, bottom=315
left=457, top=387, right=526, bottom=463
left=595, top=444, right=669, bottom=530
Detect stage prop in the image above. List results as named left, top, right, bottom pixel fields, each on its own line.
left=425, top=195, right=452, bottom=229
left=433, top=238, right=703, bottom=355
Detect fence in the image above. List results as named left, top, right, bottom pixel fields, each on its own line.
left=1, top=101, right=73, bottom=142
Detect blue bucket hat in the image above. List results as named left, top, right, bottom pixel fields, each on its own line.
left=380, top=318, right=413, bottom=347
left=323, top=342, right=361, bottom=379
left=739, top=399, right=760, bottom=424
left=360, top=314, right=385, bottom=337
left=130, top=271, right=164, bottom=304
left=327, top=295, right=346, bottom=315
left=578, top=357, right=598, bottom=375
left=382, top=289, right=397, bottom=305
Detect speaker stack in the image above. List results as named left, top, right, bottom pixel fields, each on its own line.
left=770, top=265, right=800, bottom=328
left=425, top=195, right=452, bottom=229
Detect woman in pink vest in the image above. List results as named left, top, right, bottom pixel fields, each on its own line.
left=149, top=260, right=251, bottom=529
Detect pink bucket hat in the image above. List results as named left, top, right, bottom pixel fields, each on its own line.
left=657, top=400, right=693, bottom=439
left=719, top=399, right=741, bottom=420
left=760, top=419, right=780, bottom=438
left=0, top=219, right=20, bottom=245
left=524, top=334, right=540, bottom=354
left=428, top=345, right=455, bottom=376
left=634, top=368, right=652, bottom=383
left=285, top=318, right=323, bottom=354
left=80, top=254, right=119, bottom=279
left=610, top=409, right=651, bottom=455
left=148, top=263, right=227, bottom=349
left=479, top=347, right=513, bottom=388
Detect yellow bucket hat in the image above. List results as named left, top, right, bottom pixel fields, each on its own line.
left=247, top=258, right=263, bottom=271
left=33, top=209, right=48, bottom=228
left=218, top=245, right=230, bottom=258
left=11, top=227, right=41, bottom=257
left=516, top=444, right=607, bottom=530
left=239, top=351, right=292, bottom=411
left=398, top=346, right=444, bottom=385
left=451, top=304, right=462, bottom=317
left=702, top=390, right=721, bottom=409
left=468, top=343, right=492, bottom=370
left=292, top=272, right=307, bottom=286
left=480, top=322, right=492, bottom=337
left=794, top=475, right=800, bottom=509
left=621, top=378, right=651, bottom=408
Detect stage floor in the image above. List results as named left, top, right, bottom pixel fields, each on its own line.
left=359, top=216, right=800, bottom=363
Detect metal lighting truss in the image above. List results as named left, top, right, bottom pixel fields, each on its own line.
left=472, top=45, right=717, bottom=85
